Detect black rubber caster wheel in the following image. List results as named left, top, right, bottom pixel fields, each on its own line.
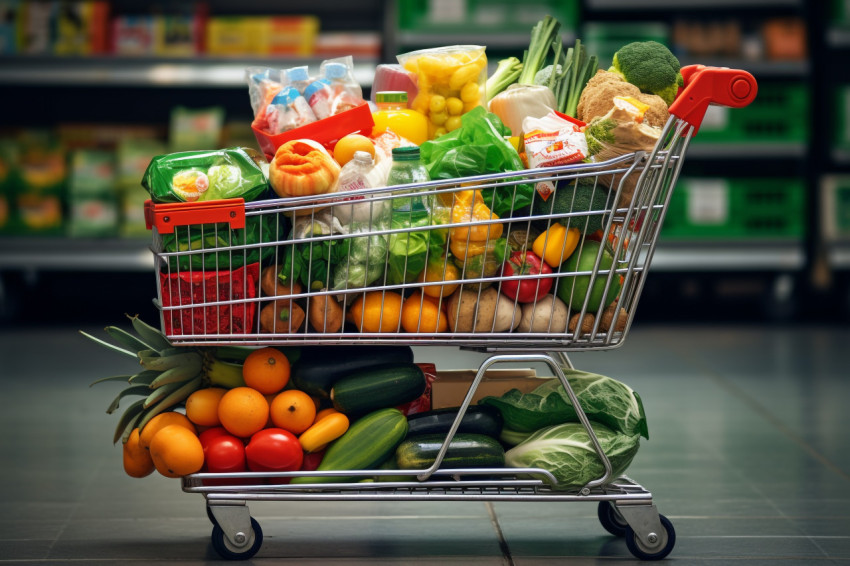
left=625, top=514, right=675, bottom=561
left=211, top=517, right=263, bottom=560
left=597, top=501, right=629, bottom=537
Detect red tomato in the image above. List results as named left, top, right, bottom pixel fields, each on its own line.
left=300, top=450, right=325, bottom=472
left=500, top=251, right=553, bottom=303
left=199, top=427, right=233, bottom=448
left=202, top=433, right=247, bottom=473
left=245, top=428, right=304, bottom=472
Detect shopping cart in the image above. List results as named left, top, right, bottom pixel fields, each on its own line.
left=144, top=65, right=756, bottom=560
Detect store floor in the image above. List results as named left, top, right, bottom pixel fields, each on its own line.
left=1, top=323, right=848, bottom=565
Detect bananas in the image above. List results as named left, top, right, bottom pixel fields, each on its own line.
left=83, top=315, right=253, bottom=444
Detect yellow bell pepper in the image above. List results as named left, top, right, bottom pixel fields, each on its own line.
left=450, top=190, right=503, bottom=243
left=533, top=224, right=580, bottom=268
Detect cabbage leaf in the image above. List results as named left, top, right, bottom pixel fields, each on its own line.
left=505, top=422, right=640, bottom=490
left=479, top=369, right=648, bottom=439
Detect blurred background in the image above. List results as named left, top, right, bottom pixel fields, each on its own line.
left=0, top=0, right=846, bottom=326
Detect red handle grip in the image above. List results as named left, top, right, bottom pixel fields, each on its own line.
left=144, top=198, right=246, bottom=234
left=668, top=65, right=758, bottom=134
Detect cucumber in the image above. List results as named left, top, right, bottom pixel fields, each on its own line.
left=330, top=363, right=426, bottom=416
left=291, top=408, right=408, bottom=484
left=395, top=433, right=506, bottom=470
left=292, top=345, right=414, bottom=398
left=407, top=405, right=503, bottom=438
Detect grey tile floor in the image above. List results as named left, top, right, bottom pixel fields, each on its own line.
left=1, top=323, right=848, bottom=565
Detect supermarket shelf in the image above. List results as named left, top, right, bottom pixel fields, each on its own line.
left=650, top=241, right=806, bottom=271
left=832, top=148, right=850, bottom=164
left=0, top=56, right=378, bottom=89
left=827, top=242, right=850, bottom=269
left=0, top=238, right=152, bottom=272
left=0, top=237, right=805, bottom=273
left=687, top=143, right=808, bottom=159
left=397, top=31, right=574, bottom=49
left=828, top=27, right=850, bottom=48
left=588, top=0, right=801, bottom=8
left=678, top=57, right=809, bottom=77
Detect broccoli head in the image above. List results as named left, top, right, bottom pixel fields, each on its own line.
left=609, top=41, right=684, bottom=106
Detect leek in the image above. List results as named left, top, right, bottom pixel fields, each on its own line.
left=485, top=57, right=523, bottom=103
left=517, top=15, right=561, bottom=85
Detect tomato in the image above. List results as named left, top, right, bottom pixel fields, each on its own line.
left=300, top=450, right=325, bottom=472
left=500, top=251, right=553, bottom=303
left=199, top=427, right=232, bottom=448
left=245, top=428, right=304, bottom=472
left=202, top=433, right=247, bottom=473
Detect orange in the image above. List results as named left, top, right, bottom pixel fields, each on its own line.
left=149, top=425, right=205, bottom=478
left=418, top=258, right=460, bottom=298
left=242, top=347, right=291, bottom=395
left=401, top=292, right=448, bottom=333
left=139, top=412, right=196, bottom=451
left=270, top=390, right=317, bottom=435
left=218, top=387, right=270, bottom=438
left=333, top=134, right=376, bottom=167
left=122, top=428, right=155, bottom=478
left=346, top=291, right=403, bottom=333
left=185, top=387, right=227, bottom=427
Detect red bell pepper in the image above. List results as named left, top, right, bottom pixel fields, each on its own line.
left=500, top=251, right=553, bottom=303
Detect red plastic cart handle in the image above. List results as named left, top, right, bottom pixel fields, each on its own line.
left=144, top=198, right=246, bottom=234
left=668, top=65, right=758, bottom=135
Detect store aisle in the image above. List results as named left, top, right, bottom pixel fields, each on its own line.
left=0, top=324, right=848, bottom=565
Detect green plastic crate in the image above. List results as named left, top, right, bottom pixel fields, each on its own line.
left=397, top=0, right=579, bottom=34
left=692, top=82, right=809, bottom=144
left=660, top=177, right=806, bottom=240
left=582, top=22, right=669, bottom=69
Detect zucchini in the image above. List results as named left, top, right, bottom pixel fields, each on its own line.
left=407, top=405, right=503, bottom=438
left=395, top=433, right=506, bottom=470
left=291, top=345, right=414, bottom=398
left=331, top=363, right=426, bottom=416
left=291, top=408, right=408, bottom=484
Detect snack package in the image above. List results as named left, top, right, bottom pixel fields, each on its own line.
left=319, top=56, right=365, bottom=116
left=523, top=110, right=589, bottom=201
left=584, top=96, right=662, bottom=206
left=247, top=67, right=284, bottom=133
left=397, top=45, right=487, bottom=139
left=142, top=147, right=269, bottom=204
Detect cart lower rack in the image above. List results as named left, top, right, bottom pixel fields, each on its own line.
left=140, top=65, right=756, bottom=560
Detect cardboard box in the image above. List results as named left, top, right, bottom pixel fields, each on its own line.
left=431, top=368, right=553, bottom=409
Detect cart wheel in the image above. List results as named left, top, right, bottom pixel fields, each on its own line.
left=597, top=501, right=628, bottom=537
left=211, top=517, right=263, bottom=561
left=625, top=514, right=675, bottom=561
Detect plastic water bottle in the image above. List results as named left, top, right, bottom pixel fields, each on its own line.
left=335, top=151, right=378, bottom=225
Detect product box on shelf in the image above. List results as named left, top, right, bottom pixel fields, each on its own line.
left=67, top=149, right=119, bottom=238
left=431, top=368, right=549, bottom=410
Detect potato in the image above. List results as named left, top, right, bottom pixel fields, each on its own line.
left=599, top=305, right=628, bottom=333
left=260, top=265, right=302, bottom=307
left=517, top=295, right=568, bottom=333
left=260, top=301, right=305, bottom=334
left=446, top=287, right=520, bottom=333
left=568, top=312, right=596, bottom=335
left=308, top=294, right=343, bottom=333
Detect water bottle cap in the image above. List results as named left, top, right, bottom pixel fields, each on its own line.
left=286, top=66, right=310, bottom=82
left=352, top=151, right=374, bottom=163
left=303, top=79, right=330, bottom=100
left=391, top=146, right=420, bottom=160
left=324, top=62, right=348, bottom=80
left=271, top=86, right=300, bottom=105
left=376, top=91, right=408, bottom=104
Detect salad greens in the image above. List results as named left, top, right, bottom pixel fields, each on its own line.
left=505, top=422, right=641, bottom=490
left=480, top=369, right=648, bottom=439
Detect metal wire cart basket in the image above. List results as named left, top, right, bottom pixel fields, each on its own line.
left=143, top=65, right=756, bottom=560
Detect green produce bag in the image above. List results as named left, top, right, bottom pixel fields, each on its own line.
left=161, top=214, right=280, bottom=272
left=142, top=147, right=270, bottom=204
left=419, top=107, right=533, bottom=218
